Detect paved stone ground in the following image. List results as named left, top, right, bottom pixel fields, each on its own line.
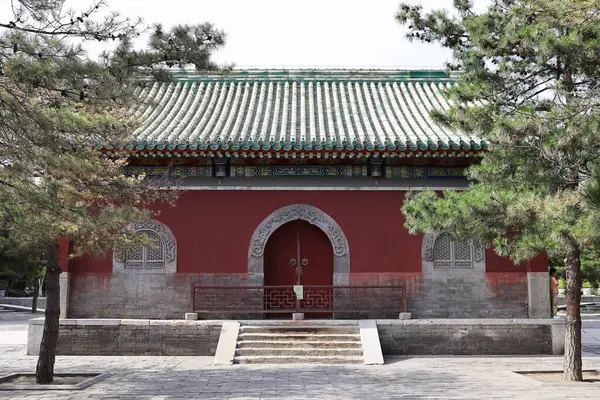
left=581, top=314, right=600, bottom=356
left=2, top=312, right=600, bottom=399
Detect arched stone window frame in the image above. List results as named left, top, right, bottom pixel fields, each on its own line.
left=422, top=231, right=486, bottom=277
left=247, top=204, right=350, bottom=286
left=113, top=220, right=177, bottom=274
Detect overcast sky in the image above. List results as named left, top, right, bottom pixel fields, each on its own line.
left=3, top=0, right=490, bottom=68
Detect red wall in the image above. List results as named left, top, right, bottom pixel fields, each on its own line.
left=70, top=190, right=534, bottom=275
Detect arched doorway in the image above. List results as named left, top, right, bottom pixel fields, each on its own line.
left=264, top=220, right=334, bottom=317
left=247, top=204, right=351, bottom=285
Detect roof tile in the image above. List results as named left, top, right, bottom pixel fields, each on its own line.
left=120, top=69, right=485, bottom=153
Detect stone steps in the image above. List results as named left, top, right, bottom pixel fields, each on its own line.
left=233, top=324, right=363, bottom=365
left=238, top=333, right=360, bottom=341
left=237, top=340, right=361, bottom=349
left=235, top=355, right=364, bottom=364
left=240, top=326, right=358, bottom=334
left=236, top=348, right=363, bottom=357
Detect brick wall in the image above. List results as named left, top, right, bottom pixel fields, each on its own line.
left=378, top=321, right=555, bottom=355
left=27, top=318, right=561, bottom=357
left=349, top=271, right=528, bottom=319
left=406, top=274, right=529, bottom=319
left=68, top=271, right=529, bottom=319
left=54, top=322, right=221, bottom=356
left=69, top=272, right=251, bottom=319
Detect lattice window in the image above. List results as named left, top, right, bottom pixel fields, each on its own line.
left=433, top=232, right=473, bottom=269
left=124, top=230, right=165, bottom=269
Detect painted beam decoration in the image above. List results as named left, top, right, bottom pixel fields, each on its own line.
left=230, top=165, right=367, bottom=177
left=125, top=166, right=212, bottom=178
left=125, top=165, right=466, bottom=179
left=385, top=166, right=466, bottom=179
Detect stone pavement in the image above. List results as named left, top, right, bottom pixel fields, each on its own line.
left=2, top=313, right=600, bottom=399
left=582, top=315, right=600, bottom=356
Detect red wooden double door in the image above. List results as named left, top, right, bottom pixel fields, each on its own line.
left=264, top=220, right=334, bottom=317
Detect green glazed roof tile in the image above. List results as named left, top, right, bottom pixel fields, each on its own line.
left=123, top=69, right=484, bottom=152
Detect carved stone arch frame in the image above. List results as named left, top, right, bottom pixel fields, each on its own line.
left=421, top=231, right=486, bottom=281
left=248, top=204, right=350, bottom=285
left=113, top=219, right=177, bottom=274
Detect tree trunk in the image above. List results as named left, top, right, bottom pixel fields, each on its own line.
left=32, top=278, right=38, bottom=314
left=564, top=245, right=583, bottom=381
left=35, top=241, right=61, bottom=384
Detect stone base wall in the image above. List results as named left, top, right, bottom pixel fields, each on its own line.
left=406, top=274, right=529, bottom=319
left=28, top=318, right=563, bottom=357
left=377, top=319, right=564, bottom=355
left=69, top=273, right=252, bottom=319
left=557, top=295, right=600, bottom=306
left=27, top=319, right=222, bottom=356
left=0, top=297, right=46, bottom=309
left=69, top=272, right=529, bottom=319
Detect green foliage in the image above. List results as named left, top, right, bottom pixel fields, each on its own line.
left=581, top=254, right=600, bottom=287
left=559, top=278, right=566, bottom=289
left=551, top=247, right=600, bottom=287
left=0, top=249, right=44, bottom=296
left=398, top=2, right=600, bottom=379
left=0, top=0, right=225, bottom=259
left=0, top=0, right=226, bottom=384
left=583, top=280, right=592, bottom=288
left=397, top=0, right=600, bottom=262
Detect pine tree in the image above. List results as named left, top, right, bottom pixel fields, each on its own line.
left=397, top=0, right=600, bottom=381
left=0, top=0, right=225, bottom=383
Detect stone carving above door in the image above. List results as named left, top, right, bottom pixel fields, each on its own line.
left=248, top=204, right=350, bottom=285
left=250, top=204, right=347, bottom=258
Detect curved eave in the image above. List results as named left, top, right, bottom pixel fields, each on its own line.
left=102, top=140, right=487, bottom=153
left=100, top=145, right=488, bottom=158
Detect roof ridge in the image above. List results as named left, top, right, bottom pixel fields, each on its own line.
left=161, top=68, right=460, bottom=83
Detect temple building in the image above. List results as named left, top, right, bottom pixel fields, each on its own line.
left=61, top=69, right=550, bottom=320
